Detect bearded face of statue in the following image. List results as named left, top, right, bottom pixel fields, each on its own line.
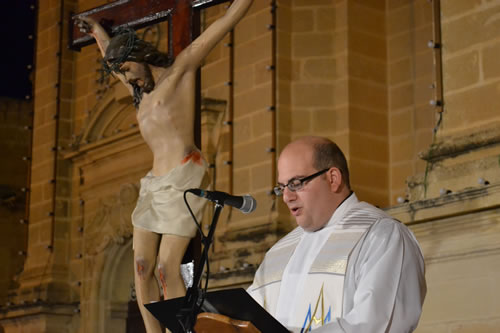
left=117, top=61, right=155, bottom=108
left=103, top=30, right=173, bottom=107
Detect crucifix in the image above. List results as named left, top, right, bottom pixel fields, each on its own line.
left=69, top=0, right=231, bottom=144
left=69, top=0, right=253, bottom=332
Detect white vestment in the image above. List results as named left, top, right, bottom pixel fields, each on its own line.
left=247, top=194, right=426, bottom=332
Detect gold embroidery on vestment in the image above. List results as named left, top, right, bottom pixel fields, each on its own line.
left=305, top=283, right=327, bottom=331
left=310, top=259, right=348, bottom=275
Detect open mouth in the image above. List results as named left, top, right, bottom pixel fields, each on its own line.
left=290, top=207, right=301, bottom=216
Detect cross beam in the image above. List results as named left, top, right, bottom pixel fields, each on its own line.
left=69, top=0, right=230, bottom=52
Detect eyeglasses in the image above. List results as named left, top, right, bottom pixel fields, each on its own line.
left=273, top=168, right=330, bottom=196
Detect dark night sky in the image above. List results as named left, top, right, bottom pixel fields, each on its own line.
left=0, top=1, right=36, bottom=100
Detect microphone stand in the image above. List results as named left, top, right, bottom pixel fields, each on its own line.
left=176, top=202, right=224, bottom=332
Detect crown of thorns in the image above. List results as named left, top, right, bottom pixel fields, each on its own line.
left=102, top=27, right=137, bottom=75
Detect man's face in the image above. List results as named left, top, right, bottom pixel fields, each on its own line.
left=277, top=143, right=336, bottom=232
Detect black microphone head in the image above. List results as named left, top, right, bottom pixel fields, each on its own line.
left=240, top=194, right=257, bottom=214
left=187, top=188, right=203, bottom=196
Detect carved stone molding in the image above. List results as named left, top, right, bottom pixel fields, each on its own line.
left=84, top=183, right=139, bottom=255
left=420, top=124, right=500, bottom=163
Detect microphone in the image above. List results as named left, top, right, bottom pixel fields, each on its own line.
left=188, top=189, right=257, bottom=214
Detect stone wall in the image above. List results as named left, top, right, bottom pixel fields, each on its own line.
left=2, top=0, right=500, bottom=332
left=0, top=98, right=32, bottom=306
left=391, top=0, right=500, bottom=331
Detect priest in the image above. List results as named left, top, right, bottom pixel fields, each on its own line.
left=248, top=136, right=426, bottom=332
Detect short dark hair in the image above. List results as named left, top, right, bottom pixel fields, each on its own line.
left=312, top=139, right=350, bottom=189
left=103, top=28, right=173, bottom=73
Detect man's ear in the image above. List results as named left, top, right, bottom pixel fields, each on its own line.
left=328, top=167, right=342, bottom=192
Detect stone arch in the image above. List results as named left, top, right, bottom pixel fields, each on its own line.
left=97, top=238, right=134, bottom=333
left=77, top=80, right=137, bottom=146
left=81, top=183, right=139, bottom=333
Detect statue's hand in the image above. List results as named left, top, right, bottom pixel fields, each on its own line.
left=75, top=16, right=97, bottom=34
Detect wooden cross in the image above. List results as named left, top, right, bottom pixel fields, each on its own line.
left=70, top=0, right=230, bottom=55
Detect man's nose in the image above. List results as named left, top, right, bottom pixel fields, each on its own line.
left=282, top=187, right=296, bottom=202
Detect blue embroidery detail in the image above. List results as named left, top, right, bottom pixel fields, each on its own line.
left=324, top=306, right=331, bottom=324
left=300, top=304, right=332, bottom=331
left=300, top=304, right=312, bottom=333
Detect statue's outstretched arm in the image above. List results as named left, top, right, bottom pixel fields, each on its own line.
left=176, top=0, right=253, bottom=71
left=76, top=16, right=134, bottom=95
left=75, top=16, right=110, bottom=57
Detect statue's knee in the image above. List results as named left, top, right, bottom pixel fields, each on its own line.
left=135, top=257, right=150, bottom=278
left=157, top=264, right=167, bottom=284
left=157, top=263, right=179, bottom=283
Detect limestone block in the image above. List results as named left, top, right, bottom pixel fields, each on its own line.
left=443, top=50, right=480, bottom=92
left=387, top=4, right=411, bottom=36
left=316, top=7, right=336, bottom=31
left=349, top=158, right=388, bottom=190
left=450, top=321, right=500, bottom=333
left=292, top=33, right=333, bottom=57
left=234, top=34, right=271, bottom=68
left=443, top=83, right=500, bottom=136
left=348, top=30, right=386, bottom=60
left=353, top=186, right=389, bottom=208
left=250, top=162, right=272, bottom=192
left=234, top=83, right=272, bottom=117
left=335, top=1, right=348, bottom=29
left=441, top=0, right=482, bottom=20
left=29, top=201, right=53, bottom=224
left=276, top=31, right=292, bottom=57
left=350, top=79, right=387, bottom=111
left=233, top=116, right=252, bottom=144
left=415, top=323, right=450, bottom=333
left=294, top=0, right=334, bottom=7
left=311, top=108, right=337, bottom=133
left=482, top=42, right=500, bottom=80
left=254, top=60, right=272, bottom=86
left=276, top=106, right=292, bottom=133
left=350, top=107, right=388, bottom=137
left=390, top=83, right=414, bottom=109
left=251, top=110, right=272, bottom=138
left=333, top=30, right=348, bottom=54
left=414, top=50, right=433, bottom=78
left=292, top=83, right=334, bottom=107
left=292, top=9, right=314, bottom=33
left=233, top=168, right=250, bottom=194
left=234, top=66, right=254, bottom=95
left=390, top=161, right=413, bottom=190
left=255, top=8, right=272, bottom=37
left=233, top=136, right=271, bottom=168
left=414, top=130, right=432, bottom=157
left=388, top=32, right=411, bottom=61
left=423, top=257, right=500, bottom=322
left=414, top=0, right=433, bottom=28
left=348, top=3, right=385, bottom=36
left=201, top=59, right=229, bottom=89
left=290, top=110, right=311, bottom=133
left=389, top=58, right=411, bottom=85
left=390, top=109, right=413, bottom=137
left=246, top=0, right=270, bottom=16
left=442, top=3, right=500, bottom=53
left=303, top=58, right=337, bottom=80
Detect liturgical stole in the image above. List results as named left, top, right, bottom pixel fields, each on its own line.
left=249, top=204, right=385, bottom=331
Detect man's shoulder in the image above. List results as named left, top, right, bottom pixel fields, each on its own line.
left=267, top=227, right=303, bottom=253
left=340, top=201, right=395, bottom=225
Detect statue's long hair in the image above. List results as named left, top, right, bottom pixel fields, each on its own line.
left=103, top=28, right=173, bottom=73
